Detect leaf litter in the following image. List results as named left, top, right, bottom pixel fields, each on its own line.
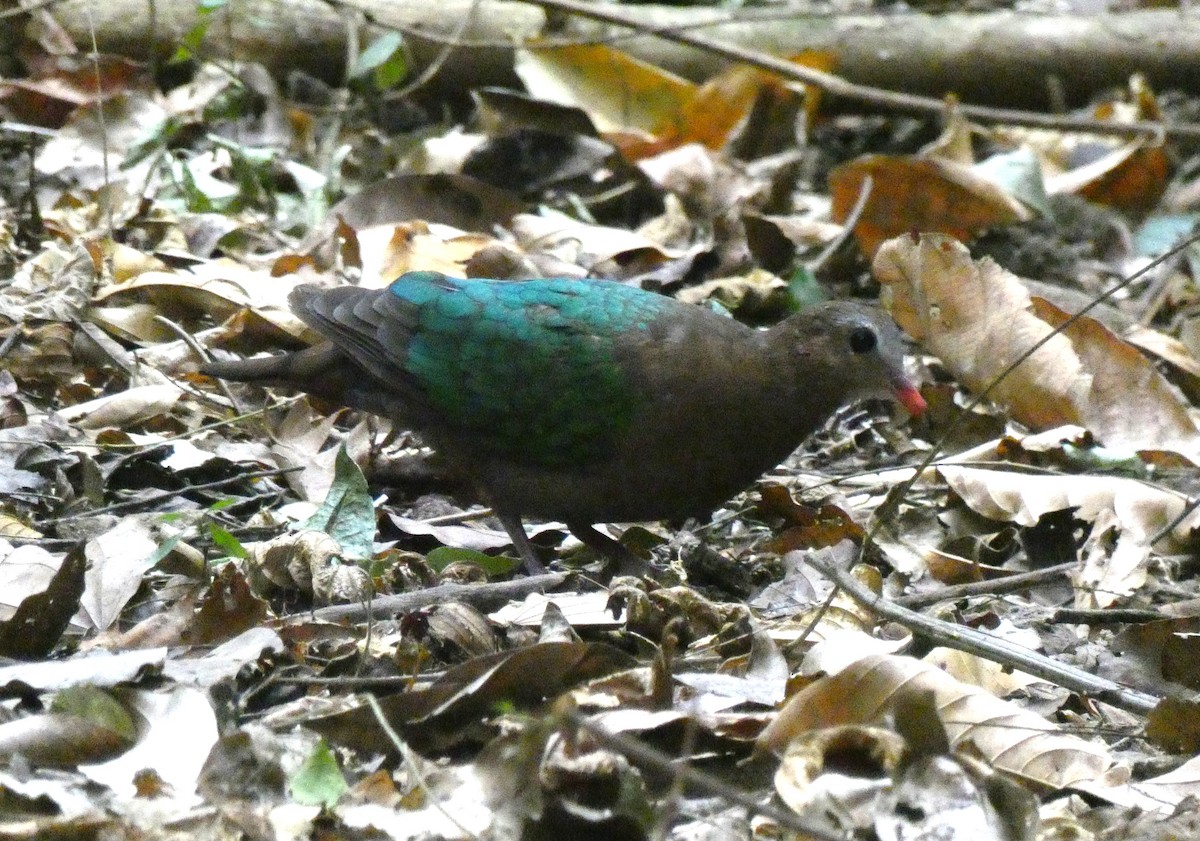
left=2, top=13, right=1200, bottom=841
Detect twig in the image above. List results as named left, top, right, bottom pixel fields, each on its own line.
left=418, top=507, right=496, bottom=526
left=1050, top=607, right=1163, bottom=625
left=153, top=314, right=246, bottom=415
left=275, top=671, right=448, bottom=688
left=894, top=561, right=1077, bottom=610
left=300, top=572, right=571, bottom=622
left=366, top=695, right=480, bottom=840
left=564, top=708, right=843, bottom=839
left=804, top=549, right=1161, bottom=715
left=524, top=0, right=1200, bottom=140
left=33, top=466, right=303, bottom=525
left=396, top=0, right=483, bottom=98
left=807, top=174, right=871, bottom=276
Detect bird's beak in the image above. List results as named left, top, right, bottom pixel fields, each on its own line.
left=893, top=380, right=927, bottom=416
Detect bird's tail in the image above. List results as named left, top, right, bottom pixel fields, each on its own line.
left=202, top=343, right=344, bottom=385
left=203, top=343, right=417, bottom=421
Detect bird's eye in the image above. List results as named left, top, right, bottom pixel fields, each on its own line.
left=849, top=326, right=877, bottom=354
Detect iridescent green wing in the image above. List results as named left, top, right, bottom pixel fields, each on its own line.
left=389, top=273, right=671, bottom=466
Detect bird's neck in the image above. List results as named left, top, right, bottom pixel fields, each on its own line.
left=756, top=325, right=844, bottom=432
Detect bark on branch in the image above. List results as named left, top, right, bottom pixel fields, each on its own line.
left=47, top=0, right=1200, bottom=111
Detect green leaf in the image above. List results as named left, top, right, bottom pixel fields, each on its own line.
left=208, top=524, right=248, bottom=559
left=426, top=545, right=520, bottom=576
left=172, top=20, right=211, bottom=63
left=288, top=740, right=348, bottom=808
left=786, top=265, right=827, bottom=312
left=170, top=156, right=213, bottom=213
left=351, top=33, right=407, bottom=83
left=301, top=444, right=376, bottom=560
left=373, top=51, right=409, bottom=92
left=146, top=534, right=183, bottom=567
left=50, top=686, right=138, bottom=741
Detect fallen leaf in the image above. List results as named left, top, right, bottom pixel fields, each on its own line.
left=875, top=233, right=1200, bottom=460
left=759, top=651, right=1116, bottom=789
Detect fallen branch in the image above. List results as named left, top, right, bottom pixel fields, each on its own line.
left=300, top=571, right=570, bottom=622
left=41, top=0, right=1200, bottom=137
left=805, top=550, right=1161, bottom=716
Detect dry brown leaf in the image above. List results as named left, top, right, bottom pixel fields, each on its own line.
left=356, top=221, right=500, bottom=284
left=56, top=384, right=182, bottom=430
left=93, top=261, right=312, bottom=341
left=245, top=530, right=340, bottom=598
left=829, top=157, right=1031, bottom=257
left=939, top=465, right=1200, bottom=607
left=310, top=640, right=637, bottom=754
left=331, top=174, right=524, bottom=236
left=1116, top=619, right=1200, bottom=692
left=773, top=725, right=907, bottom=816
left=759, top=652, right=1116, bottom=789
left=1076, top=751, right=1200, bottom=813
left=1125, top=324, right=1200, bottom=389
left=673, top=270, right=790, bottom=318
left=665, top=51, right=835, bottom=153
left=515, top=41, right=695, bottom=138
left=1047, top=141, right=1170, bottom=213
left=1145, top=697, right=1200, bottom=754
left=875, top=234, right=1200, bottom=460
left=918, top=99, right=976, bottom=165
left=1000, top=77, right=1169, bottom=214
left=1032, top=298, right=1200, bottom=457
left=924, top=644, right=1049, bottom=698
left=511, top=212, right=681, bottom=269
left=939, top=466, right=1196, bottom=546
left=0, top=239, right=96, bottom=323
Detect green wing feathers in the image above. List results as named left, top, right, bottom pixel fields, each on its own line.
left=336, top=273, right=671, bottom=465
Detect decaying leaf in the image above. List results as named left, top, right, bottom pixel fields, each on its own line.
left=759, top=651, right=1117, bottom=789
left=875, top=233, right=1200, bottom=461
left=830, top=156, right=1032, bottom=257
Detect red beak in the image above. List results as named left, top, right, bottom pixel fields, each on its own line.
left=894, top=382, right=926, bottom=416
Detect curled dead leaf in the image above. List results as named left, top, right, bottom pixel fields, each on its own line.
left=875, top=233, right=1200, bottom=461
left=759, top=651, right=1115, bottom=789
left=245, top=530, right=369, bottom=605
left=830, top=157, right=1031, bottom=257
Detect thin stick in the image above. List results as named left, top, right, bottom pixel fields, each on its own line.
left=805, top=549, right=1161, bottom=715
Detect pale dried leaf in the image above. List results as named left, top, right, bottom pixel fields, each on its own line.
left=0, top=240, right=96, bottom=323
left=760, top=652, right=1115, bottom=788
left=57, top=384, right=182, bottom=429
left=511, top=211, right=681, bottom=267
left=357, top=221, right=499, bottom=285
left=874, top=234, right=1200, bottom=460
left=82, top=516, right=162, bottom=631
left=93, top=261, right=312, bottom=340
left=939, top=465, right=1197, bottom=547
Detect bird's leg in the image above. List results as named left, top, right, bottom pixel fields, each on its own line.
left=565, top=521, right=649, bottom=575
left=494, top=509, right=546, bottom=574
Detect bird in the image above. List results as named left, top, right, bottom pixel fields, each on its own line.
left=203, top=272, right=925, bottom=574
